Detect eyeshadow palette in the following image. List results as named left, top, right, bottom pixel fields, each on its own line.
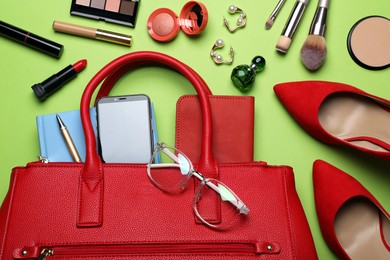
left=71, top=0, right=140, bottom=27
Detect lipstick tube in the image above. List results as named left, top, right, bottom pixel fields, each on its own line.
left=0, top=20, right=63, bottom=58
left=32, top=59, right=87, bottom=101
left=53, top=21, right=132, bottom=46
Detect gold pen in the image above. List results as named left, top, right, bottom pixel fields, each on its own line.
left=56, top=114, right=81, bottom=162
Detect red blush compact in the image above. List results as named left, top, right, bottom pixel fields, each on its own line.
left=147, top=1, right=208, bottom=42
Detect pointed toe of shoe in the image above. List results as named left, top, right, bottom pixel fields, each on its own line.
left=273, top=81, right=314, bottom=114
left=313, top=160, right=390, bottom=259
left=313, top=160, right=363, bottom=218
left=313, top=159, right=385, bottom=221
left=274, top=81, right=349, bottom=144
left=312, top=160, right=347, bottom=258
left=274, top=81, right=390, bottom=160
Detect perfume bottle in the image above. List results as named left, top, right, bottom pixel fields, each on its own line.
left=231, top=56, right=266, bottom=91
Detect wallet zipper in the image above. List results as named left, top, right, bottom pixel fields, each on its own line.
left=16, top=241, right=279, bottom=259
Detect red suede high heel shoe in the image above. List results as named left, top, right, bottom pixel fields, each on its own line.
left=274, top=81, right=390, bottom=161
left=313, top=160, right=390, bottom=259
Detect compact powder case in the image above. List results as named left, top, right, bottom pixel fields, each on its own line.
left=347, top=16, right=390, bottom=70
left=71, top=0, right=140, bottom=27
left=147, top=1, right=208, bottom=42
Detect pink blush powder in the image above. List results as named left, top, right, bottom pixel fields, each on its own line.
left=152, top=13, right=175, bottom=37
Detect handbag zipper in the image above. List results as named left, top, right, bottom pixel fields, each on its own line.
left=37, top=249, right=53, bottom=260
left=16, top=241, right=279, bottom=259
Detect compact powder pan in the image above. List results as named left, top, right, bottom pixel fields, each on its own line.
left=147, top=1, right=208, bottom=42
left=347, top=16, right=390, bottom=70
left=71, top=0, right=140, bottom=27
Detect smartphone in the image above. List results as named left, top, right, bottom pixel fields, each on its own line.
left=96, top=94, right=153, bottom=163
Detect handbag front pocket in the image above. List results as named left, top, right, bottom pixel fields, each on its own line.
left=14, top=241, right=280, bottom=259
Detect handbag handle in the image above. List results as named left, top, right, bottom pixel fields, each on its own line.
left=78, top=51, right=217, bottom=227
left=93, top=61, right=213, bottom=104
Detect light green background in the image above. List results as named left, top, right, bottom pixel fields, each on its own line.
left=0, top=0, right=389, bottom=258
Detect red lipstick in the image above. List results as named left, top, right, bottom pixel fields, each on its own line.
left=32, top=59, right=87, bottom=101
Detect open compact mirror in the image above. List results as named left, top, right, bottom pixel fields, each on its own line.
left=147, top=1, right=208, bottom=42
left=347, top=16, right=390, bottom=70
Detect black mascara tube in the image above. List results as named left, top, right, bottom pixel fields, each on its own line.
left=0, top=20, right=63, bottom=58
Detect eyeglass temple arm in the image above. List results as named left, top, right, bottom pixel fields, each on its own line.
left=192, top=171, right=248, bottom=214
left=150, top=146, right=192, bottom=171
left=150, top=163, right=180, bottom=169
left=161, top=147, right=186, bottom=164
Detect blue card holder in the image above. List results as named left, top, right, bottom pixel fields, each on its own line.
left=36, top=108, right=97, bottom=162
left=36, top=106, right=160, bottom=162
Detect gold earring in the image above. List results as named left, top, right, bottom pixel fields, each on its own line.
left=224, top=5, right=247, bottom=33
left=210, top=39, right=234, bottom=65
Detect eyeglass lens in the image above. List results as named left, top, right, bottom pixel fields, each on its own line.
left=148, top=146, right=193, bottom=193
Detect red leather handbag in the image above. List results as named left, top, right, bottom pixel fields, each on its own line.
left=0, top=52, right=317, bottom=259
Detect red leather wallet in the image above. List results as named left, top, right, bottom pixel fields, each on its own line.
left=176, top=95, right=254, bottom=163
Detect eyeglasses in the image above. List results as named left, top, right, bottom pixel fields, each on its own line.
left=147, top=142, right=249, bottom=229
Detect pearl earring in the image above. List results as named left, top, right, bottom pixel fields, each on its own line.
left=224, top=5, right=247, bottom=33
left=210, top=39, right=234, bottom=65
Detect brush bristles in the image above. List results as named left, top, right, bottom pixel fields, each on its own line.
left=276, top=35, right=292, bottom=53
left=300, top=35, right=327, bottom=71
left=265, top=19, right=274, bottom=30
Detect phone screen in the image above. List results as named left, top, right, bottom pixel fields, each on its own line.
left=97, top=95, right=153, bottom=163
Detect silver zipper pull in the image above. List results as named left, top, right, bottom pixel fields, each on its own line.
left=37, top=248, right=53, bottom=260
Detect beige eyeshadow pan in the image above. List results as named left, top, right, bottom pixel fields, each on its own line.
left=77, top=0, right=91, bottom=6
left=347, top=16, right=390, bottom=70
left=71, top=0, right=139, bottom=27
left=105, top=0, right=121, bottom=12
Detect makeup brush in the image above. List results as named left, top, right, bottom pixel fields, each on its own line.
left=300, top=0, right=329, bottom=70
left=265, top=0, right=287, bottom=30
left=276, top=0, right=309, bottom=53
